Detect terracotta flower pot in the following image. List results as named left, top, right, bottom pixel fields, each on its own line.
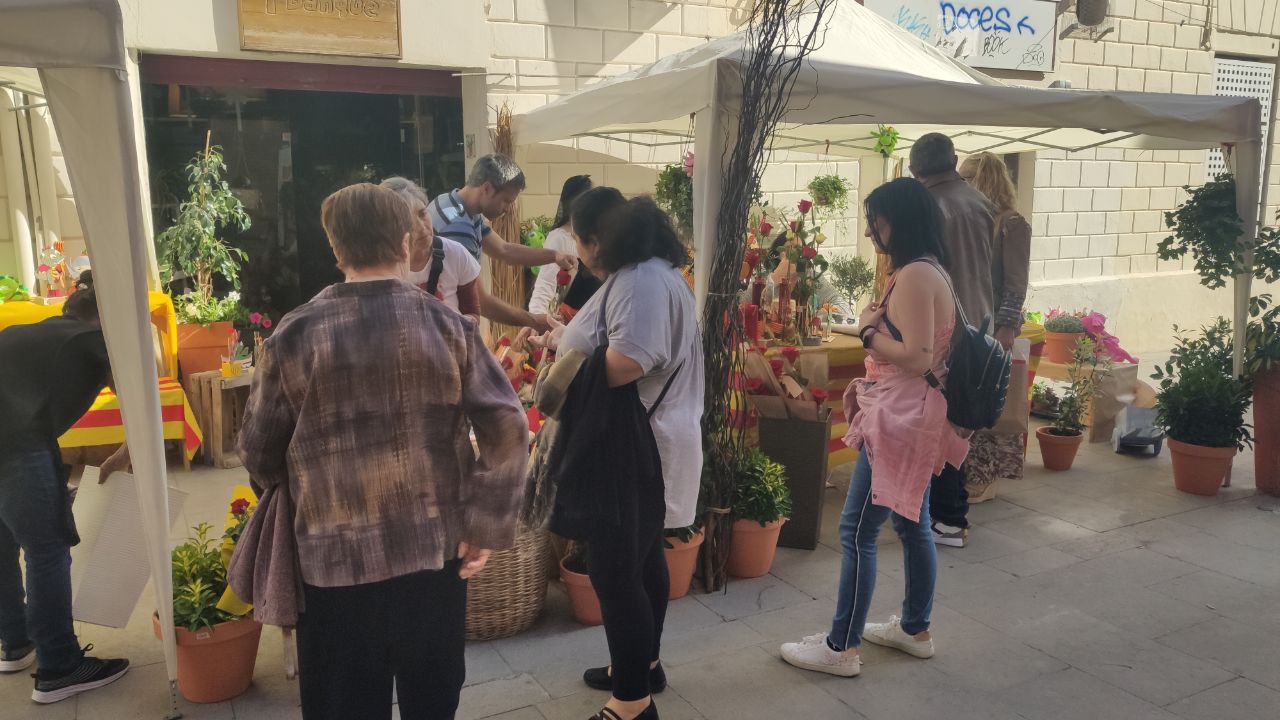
left=153, top=613, right=262, bottom=703
left=664, top=530, right=704, bottom=600
left=1168, top=438, right=1235, bottom=496
left=560, top=560, right=603, bottom=626
left=177, top=321, right=235, bottom=382
left=726, top=518, right=785, bottom=579
left=1036, top=427, right=1084, bottom=471
left=1044, top=332, right=1085, bottom=364
left=1253, top=367, right=1280, bottom=497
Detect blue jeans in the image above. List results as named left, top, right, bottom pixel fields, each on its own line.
left=0, top=442, right=84, bottom=672
left=828, top=452, right=936, bottom=652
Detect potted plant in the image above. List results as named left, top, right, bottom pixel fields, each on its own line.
left=154, top=511, right=262, bottom=703
left=726, top=448, right=792, bottom=578
left=806, top=174, right=850, bottom=214
left=559, top=542, right=602, bottom=626
left=654, top=153, right=694, bottom=240
left=1154, top=320, right=1253, bottom=496
left=1043, top=311, right=1087, bottom=364
left=827, top=254, right=875, bottom=319
left=663, top=519, right=705, bottom=600
left=156, top=143, right=251, bottom=379
left=1036, top=338, right=1110, bottom=471
left=1030, top=381, right=1060, bottom=419
left=1248, top=294, right=1280, bottom=496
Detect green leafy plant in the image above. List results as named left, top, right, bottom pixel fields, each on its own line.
left=1030, top=381, right=1060, bottom=417
left=1153, top=319, right=1253, bottom=449
left=1044, top=313, right=1085, bottom=334
left=734, top=448, right=792, bottom=526
left=174, top=290, right=246, bottom=326
left=171, top=523, right=235, bottom=632
left=155, top=145, right=251, bottom=301
left=827, top=254, right=874, bottom=313
left=1161, top=173, right=1280, bottom=290
left=1247, top=294, right=1280, bottom=374
left=1052, top=338, right=1112, bottom=436
left=655, top=162, right=694, bottom=237
left=871, top=124, right=899, bottom=157
left=806, top=174, right=851, bottom=214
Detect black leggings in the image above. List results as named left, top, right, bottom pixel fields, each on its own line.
left=588, top=520, right=670, bottom=701
left=296, top=562, right=467, bottom=720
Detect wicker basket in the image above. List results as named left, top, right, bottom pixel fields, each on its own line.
left=465, top=526, right=551, bottom=640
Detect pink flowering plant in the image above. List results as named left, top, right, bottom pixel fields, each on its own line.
left=1046, top=309, right=1137, bottom=364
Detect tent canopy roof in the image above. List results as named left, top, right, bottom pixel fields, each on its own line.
left=514, top=0, right=1261, bottom=158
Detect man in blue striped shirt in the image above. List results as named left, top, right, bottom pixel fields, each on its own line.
left=431, top=154, right=573, bottom=332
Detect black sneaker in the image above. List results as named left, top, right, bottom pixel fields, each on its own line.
left=0, top=642, right=36, bottom=673
left=32, top=647, right=129, bottom=704
left=591, top=700, right=658, bottom=720
left=583, top=662, right=666, bottom=693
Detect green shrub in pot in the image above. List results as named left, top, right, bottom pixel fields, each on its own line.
left=734, top=448, right=792, bottom=526
left=1044, top=313, right=1085, bottom=334
left=1152, top=319, right=1252, bottom=450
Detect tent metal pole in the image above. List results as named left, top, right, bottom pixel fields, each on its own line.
left=164, top=680, right=183, bottom=719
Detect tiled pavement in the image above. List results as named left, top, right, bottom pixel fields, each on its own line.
left=4, top=428, right=1278, bottom=719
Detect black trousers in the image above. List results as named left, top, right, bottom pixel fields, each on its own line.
left=297, top=562, right=467, bottom=720
left=929, top=463, right=969, bottom=528
left=587, top=515, right=669, bottom=702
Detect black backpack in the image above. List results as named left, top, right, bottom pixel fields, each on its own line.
left=883, top=260, right=1011, bottom=431
left=424, top=235, right=446, bottom=296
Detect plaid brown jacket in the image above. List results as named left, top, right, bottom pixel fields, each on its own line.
left=238, top=279, right=527, bottom=588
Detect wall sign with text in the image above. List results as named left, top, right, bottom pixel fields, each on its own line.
left=865, top=0, right=1058, bottom=72
left=238, top=0, right=402, bottom=59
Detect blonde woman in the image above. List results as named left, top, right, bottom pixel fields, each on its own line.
left=958, top=153, right=1031, bottom=504
left=958, top=152, right=1030, bottom=350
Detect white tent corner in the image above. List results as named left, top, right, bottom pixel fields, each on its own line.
left=0, top=0, right=179, bottom=713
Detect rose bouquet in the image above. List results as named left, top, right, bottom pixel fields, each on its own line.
left=741, top=343, right=831, bottom=421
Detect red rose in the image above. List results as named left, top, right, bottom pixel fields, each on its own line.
left=789, top=220, right=799, bottom=232
left=759, top=220, right=773, bottom=236
left=556, top=269, right=572, bottom=286
left=798, top=199, right=813, bottom=214
left=262, top=317, right=273, bottom=329
left=745, top=378, right=764, bottom=394
left=782, top=346, right=800, bottom=363
left=769, top=359, right=785, bottom=376
left=230, top=498, right=251, bottom=516
left=501, top=356, right=514, bottom=370
left=531, top=348, right=545, bottom=364
left=526, top=407, right=544, bottom=433
left=811, top=388, right=829, bottom=403
left=523, top=368, right=538, bottom=384
left=511, top=377, right=522, bottom=391
left=498, top=336, right=512, bottom=347
left=744, top=247, right=762, bottom=270
left=802, top=246, right=818, bottom=259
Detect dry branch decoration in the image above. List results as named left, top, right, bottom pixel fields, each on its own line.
left=489, top=104, right=526, bottom=339
left=700, top=0, right=834, bottom=592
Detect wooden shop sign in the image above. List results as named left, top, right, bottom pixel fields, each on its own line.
left=238, top=0, right=402, bottom=59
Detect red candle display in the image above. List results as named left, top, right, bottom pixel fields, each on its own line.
left=741, top=303, right=760, bottom=342
left=751, top=276, right=766, bottom=306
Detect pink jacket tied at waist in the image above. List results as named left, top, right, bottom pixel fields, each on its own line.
left=843, top=372, right=970, bottom=523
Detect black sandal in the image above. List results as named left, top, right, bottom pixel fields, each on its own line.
left=589, top=701, right=658, bottom=720
left=583, top=662, right=667, bottom=693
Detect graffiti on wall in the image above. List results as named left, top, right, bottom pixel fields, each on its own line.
left=864, top=0, right=1057, bottom=72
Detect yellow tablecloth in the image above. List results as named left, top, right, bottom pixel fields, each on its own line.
left=0, top=292, right=179, bottom=379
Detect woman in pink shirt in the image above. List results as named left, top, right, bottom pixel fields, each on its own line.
left=781, top=178, right=968, bottom=678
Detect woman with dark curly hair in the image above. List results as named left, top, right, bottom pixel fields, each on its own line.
left=533, top=192, right=704, bottom=720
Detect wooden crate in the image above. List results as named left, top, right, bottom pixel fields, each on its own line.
left=185, top=369, right=253, bottom=469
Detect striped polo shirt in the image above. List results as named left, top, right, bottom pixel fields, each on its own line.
left=428, top=190, right=489, bottom=261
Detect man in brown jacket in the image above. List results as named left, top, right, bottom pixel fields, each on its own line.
left=910, top=133, right=996, bottom=549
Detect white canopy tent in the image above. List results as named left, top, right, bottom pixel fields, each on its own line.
left=514, top=0, right=1265, bottom=372
left=0, top=0, right=180, bottom=712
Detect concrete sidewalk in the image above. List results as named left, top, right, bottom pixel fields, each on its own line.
left=4, top=431, right=1277, bottom=719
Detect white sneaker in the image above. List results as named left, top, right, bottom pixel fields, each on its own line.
left=780, top=633, right=861, bottom=677
left=932, top=522, right=968, bottom=548
left=863, top=616, right=935, bottom=658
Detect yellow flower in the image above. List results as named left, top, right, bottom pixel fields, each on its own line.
left=815, top=232, right=827, bottom=245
